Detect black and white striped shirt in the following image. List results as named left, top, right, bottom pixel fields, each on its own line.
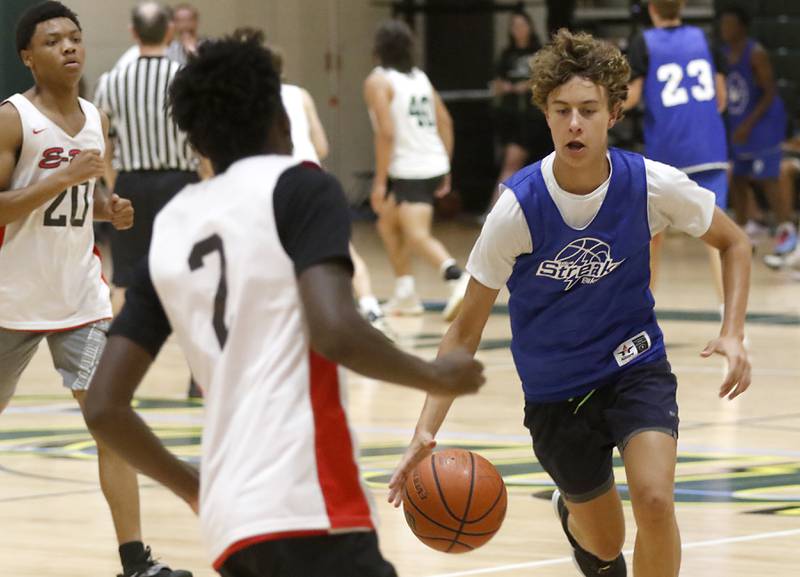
left=95, top=56, right=193, bottom=172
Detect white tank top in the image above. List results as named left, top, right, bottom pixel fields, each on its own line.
left=375, top=66, right=450, bottom=179
left=0, top=94, right=111, bottom=331
left=281, top=84, right=320, bottom=165
left=149, top=156, right=376, bottom=566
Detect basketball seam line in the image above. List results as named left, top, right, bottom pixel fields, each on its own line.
left=403, top=486, right=497, bottom=537
left=431, top=452, right=464, bottom=524
left=447, top=451, right=476, bottom=553
left=463, top=483, right=506, bottom=525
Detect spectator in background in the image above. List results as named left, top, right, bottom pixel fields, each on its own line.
left=168, top=2, right=200, bottom=65
left=719, top=4, right=794, bottom=260
left=487, top=9, right=552, bottom=213
left=111, top=2, right=200, bottom=70
left=94, top=1, right=197, bottom=310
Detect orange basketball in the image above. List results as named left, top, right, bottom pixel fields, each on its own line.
left=402, top=449, right=507, bottom=553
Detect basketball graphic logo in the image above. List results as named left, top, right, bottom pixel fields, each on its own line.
left=536, top=237, right=624, bottom=291
left=727, top=72, right=749, bottom=116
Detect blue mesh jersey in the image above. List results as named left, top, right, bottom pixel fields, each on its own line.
left=505, top=148, right=665, bottom=403
left=724, top=39, right=786, bottom=156
left=642, top=26, right=728, bottom=173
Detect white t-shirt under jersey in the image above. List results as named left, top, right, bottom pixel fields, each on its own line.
left=0, top=94, right=111, bottom=330
left=467, top=152, right=716, bottom=290
left=376, top=66, right=450, bottom=179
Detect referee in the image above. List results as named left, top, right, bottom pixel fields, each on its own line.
left=95, top=1, right=197, bottom=307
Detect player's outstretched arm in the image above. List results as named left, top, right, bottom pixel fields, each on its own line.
left=699, top=207, right=752, bottom=400
left=299, top=260, right=485, bottom=398
left=387, top=278, right=499, bottom=507
left=0, top=103, right=105, bottom=226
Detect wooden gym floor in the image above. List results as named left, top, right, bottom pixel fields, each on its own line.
left=1, top=221, right=798, bottom=576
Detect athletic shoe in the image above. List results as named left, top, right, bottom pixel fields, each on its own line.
left=384, top=293, right=424, bottom=316
left=442, top=274, right=469, bottom=322
left=365, top=310, right=396, bottom=341
left=118, top=547, right=193, bottom=577
left=764, top=244, right=800, bottom=270
left=551, top=489, right=627, bottom=577
left=743, top=219, right=768, bottom=243
left=773, top=222, right=798, bottom=256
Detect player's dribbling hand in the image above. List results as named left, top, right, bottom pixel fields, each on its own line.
left=387, top=431, right=436, bottom=507
left=701, top=336, right=752, bottom=400
left=109, top=193, right=134, bottom=230
left=429, top=348, right=485, bottom=397
left=65, top=149, right=105, bottom=185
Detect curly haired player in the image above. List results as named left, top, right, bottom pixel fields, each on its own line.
left=389, top=29, right=752, bottom=577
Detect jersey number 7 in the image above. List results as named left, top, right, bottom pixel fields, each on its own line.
left=189, top=234, right=229, bottom=348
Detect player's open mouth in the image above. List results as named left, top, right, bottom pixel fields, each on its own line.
left=566, top=141, right=585, bottom=151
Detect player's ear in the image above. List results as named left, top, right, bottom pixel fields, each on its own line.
left=20, top=48, right=33, bottom=69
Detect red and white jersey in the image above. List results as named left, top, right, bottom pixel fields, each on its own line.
left=0, top=94, right=110, bottom=331
left=148, top=155, right=376, bottom=568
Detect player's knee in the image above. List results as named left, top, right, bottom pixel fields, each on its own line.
left=631, top=485, right=674, bottom=526
left=405, top=229, right=431, bottom=249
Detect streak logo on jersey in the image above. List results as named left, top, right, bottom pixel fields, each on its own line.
left=536, top=238, right=625, bottom=291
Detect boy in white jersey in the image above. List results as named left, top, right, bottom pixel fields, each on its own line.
left=389, top=30, right=752, bottom=577
left=0, top=3, right=189, bottom=577
left=267, top=37, right=391, bottom=335
left=83, top=33, right=484, bottom=577
left=364, top=19, right=469, bottom=321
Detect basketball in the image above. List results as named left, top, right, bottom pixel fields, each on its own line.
left=402, top=449, right=507, bottom=553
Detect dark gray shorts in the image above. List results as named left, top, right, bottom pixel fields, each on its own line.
left=386, top=175, right=445, bottom=205
left=523, top=357, right=679, bottom=503
left=0, top=320, right=110, bottom=404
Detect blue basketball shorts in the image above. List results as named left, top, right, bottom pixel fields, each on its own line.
left=523, top=357, right=679, bottom=503
left=688, top=169, right=728, bottom=209
left=732, top=148, right=782, bottom=180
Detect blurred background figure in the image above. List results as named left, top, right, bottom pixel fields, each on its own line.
left=259, top=31, right=393, bottom=336
left=486, top=9, right=552, bottom=216
left=364, top=19, right=468, bottom=322
left=719, top=3, right=793, bottom=259
left=168, top=2, right=201, bottom=64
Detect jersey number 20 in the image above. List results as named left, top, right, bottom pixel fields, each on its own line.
left=657, top=59, right=715, bottom=108
left=43, top=183, right=90, bottom=227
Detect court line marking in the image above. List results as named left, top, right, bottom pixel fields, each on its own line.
left=423, top=527, right=800, bottom=577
